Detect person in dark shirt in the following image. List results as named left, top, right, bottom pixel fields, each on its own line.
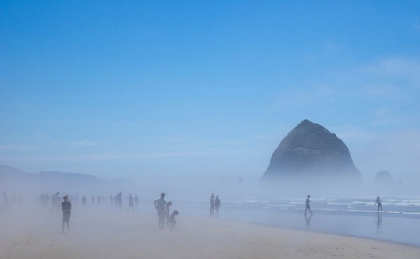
left=61, top=195, right=72, bottom=233
left=170, top=210, right=179, bottom=230
left=305, top=195, right=313, bottom=215
left=375, top=196, right=383, bottom=213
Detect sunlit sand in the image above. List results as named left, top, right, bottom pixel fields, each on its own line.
left=1, top=206, right=419, bottom=259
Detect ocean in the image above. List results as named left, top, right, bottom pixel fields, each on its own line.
left=178, top=196, right=420, bottom=247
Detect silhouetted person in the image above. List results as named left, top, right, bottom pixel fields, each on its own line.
left=375, top=196, right=383, bottom=213
left=305, top=195, right=313, bottom=215
left=134, top=195, right=139, bottom=208
left=215, top=196, right=221, bottom=216
left=127, top=194, right=134, bottom=211
left=3, top=192, right=8, bottom=208
left=154, top=193, right=167, bottom=229
left=166, top=201, right=172, bottom=226
left=116, top=192, right=123, bottom=210
left=18, top=194, right=23, bottom=206
left=61, top=195, right=72, bottom=233
left=97, top=195, right=101, bottom=205
left=210, top=193, right=215, bottom=217
left=53, top=192, right=62, bottom=212
left=91, top=195, right=95, bottom=205
left=170, top=210, right=179, bottom=230
left=82, top=195, right=86, bottom=207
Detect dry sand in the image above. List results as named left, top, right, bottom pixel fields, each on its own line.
left=1, top=206, right=419, bottom=259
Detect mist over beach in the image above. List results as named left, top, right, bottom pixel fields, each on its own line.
left=1, top=1, right=420, bottom=258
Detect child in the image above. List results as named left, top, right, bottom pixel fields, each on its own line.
left=170, top=210, right=179, bottom=230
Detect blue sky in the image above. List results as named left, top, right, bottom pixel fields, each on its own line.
left=1, top=1, right=420, bottom=183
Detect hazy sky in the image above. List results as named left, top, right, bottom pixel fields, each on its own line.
left=1, top=1, right=420, bottom=183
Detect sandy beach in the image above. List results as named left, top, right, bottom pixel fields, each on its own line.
left=1, top=206, right=420, bottom=259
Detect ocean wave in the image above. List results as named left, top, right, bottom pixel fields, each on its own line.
left=401, top=211, right=420, bottom=215
left=395, top=203, right=420, bottom=207
left=327, top=202, right=353, bottom=206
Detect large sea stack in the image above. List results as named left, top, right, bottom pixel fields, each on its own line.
left=261, top=120, right=362, bottom=184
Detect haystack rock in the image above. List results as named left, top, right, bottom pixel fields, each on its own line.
left=261, top=120, right=362, bottom=183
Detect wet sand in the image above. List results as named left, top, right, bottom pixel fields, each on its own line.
left=1, top=207, right=419, bottom=259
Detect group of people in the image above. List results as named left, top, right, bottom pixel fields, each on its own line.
left=2, top=192, right=24, bottom=208
left=154, top=193, right=178, bottom=230
left=4, top=190, right=388, bottom=233
left=210, top=193, right=221, bottom=217
left=84, top=193, right=138, bottom=211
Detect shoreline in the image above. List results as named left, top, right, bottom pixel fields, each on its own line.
left=220, top=216, right=420, bottom=249
left=203, top=205, right=420, bottom=247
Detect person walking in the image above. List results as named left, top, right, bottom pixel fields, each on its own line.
left=304, top=195, right=313, bottom=215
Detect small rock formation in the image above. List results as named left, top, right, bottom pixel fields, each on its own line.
left=396, top=178, right=405, bottom=190
left=261, top=119, right=362, bottom=183
left=374, top=171, right=394, bottom=186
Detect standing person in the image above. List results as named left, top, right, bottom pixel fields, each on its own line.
left=97, top=195, right=101, bottom=205
left=166, top=201, right=172, bottom=226
left=82, top=195, right=86, bottom=207
left=210, top=193, right=215, bottom=217
left=215, top=196, right=221, bottom=216
left=305, top=195, right=313, bottom=215
left=61, top=195, right=72, bottom=233
left=54, top=192, right=62, bottom=212
left=134, top=195, right=139, bottom=208
left=154, top=193, right=168, bottom=229
left=375, top=196, right=383, bottom=213
left=116, top=192, right=123, bottom=210
left=127, top=194, right=134, bottom=211
left=91, top=195, right=95, bottom=205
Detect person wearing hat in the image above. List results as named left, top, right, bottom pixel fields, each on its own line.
left=61, top=195, right=72, bottom=232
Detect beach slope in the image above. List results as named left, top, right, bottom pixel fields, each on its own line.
left=0, top=210, right=419, bottom=259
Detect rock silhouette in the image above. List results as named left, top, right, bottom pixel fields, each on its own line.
left=261, top=120, right=362, bottom=183
left=374, top=171, right=394, bottom=186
